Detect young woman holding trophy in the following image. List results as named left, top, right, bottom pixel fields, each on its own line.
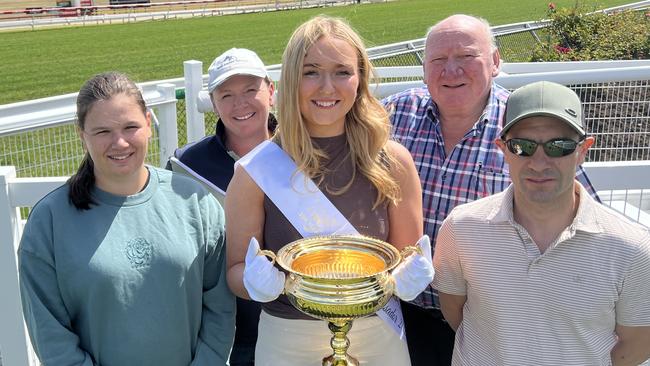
left=225, top=16, right=434, bottom=365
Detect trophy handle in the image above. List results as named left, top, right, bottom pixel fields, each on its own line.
left=258, top=249, right=277, bottom=265
left=399, top=245, right=422, bottom=259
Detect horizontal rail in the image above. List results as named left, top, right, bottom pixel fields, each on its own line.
left=0, top=79, right=179, bottom=136
left=8, top=176, right=68, bottom=207
left=368, top=65, right=650, bottom=98
left=3, top=62, right=649, bottom=136
left=495, top=66, right=650, bottom=89
left=583, top=161, right=650, bottom=191
left=502, top=60, right=650, bottom=74
left=4, top=161, right=649, bottom=207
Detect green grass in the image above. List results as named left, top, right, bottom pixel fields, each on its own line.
left=0, top=0, right=633, bottom=104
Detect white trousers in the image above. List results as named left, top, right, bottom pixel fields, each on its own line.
left=255, top=311, right=411, bottom=366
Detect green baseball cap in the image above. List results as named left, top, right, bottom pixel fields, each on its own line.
left=501, top=81, right=586, bottom=138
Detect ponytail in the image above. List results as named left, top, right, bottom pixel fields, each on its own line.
left=68, top=153, right=96, bottom=210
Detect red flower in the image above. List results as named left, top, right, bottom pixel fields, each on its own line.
left=548, top=2, right=556, bottom=10
left=554, top=44, right=571, bottom=54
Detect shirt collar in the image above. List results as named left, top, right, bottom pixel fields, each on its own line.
left=572, top=183, right=603, bottom=233
left=474, top=83, right=505, bottom=134
left=487, top=183, right=603, bottom=234
left=486, top=184, right=515, bottom=224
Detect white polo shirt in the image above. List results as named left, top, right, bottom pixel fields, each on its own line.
left=433, top=183, right=650, bottom=366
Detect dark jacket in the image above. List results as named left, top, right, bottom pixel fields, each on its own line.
left=167, top=114, right=277, bottom=192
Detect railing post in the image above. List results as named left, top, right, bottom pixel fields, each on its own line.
left=156, top=83, right=179, bottom=167
left=0, top=166, right=37, bottom=366
left=183, top=60, right=206, bottom=144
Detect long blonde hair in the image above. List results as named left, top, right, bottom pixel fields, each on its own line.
left=276, top=15, right=400, bottom=207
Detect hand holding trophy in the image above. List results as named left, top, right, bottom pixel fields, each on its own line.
left=245, top=235, right=435, bottom=366
left=243, top=237, right=285, bottom=303
left=392, top=235, right=435, bottom=301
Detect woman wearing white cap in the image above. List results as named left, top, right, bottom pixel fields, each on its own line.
left=169, top=48, right=276, bottom=366
left=225, top=16, right=434, bottom=365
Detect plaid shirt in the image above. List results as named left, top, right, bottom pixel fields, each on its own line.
left=383, top=83, right=599, bottom=309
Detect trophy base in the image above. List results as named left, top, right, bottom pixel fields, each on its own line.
left=322, top=354, right=359, bottom=366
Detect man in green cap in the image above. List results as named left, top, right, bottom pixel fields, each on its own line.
left=433, top=81, right=650, bottom=365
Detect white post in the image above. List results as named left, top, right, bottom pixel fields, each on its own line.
left=156, top=83, right=179, bottom=167
left=183, top=60, right=205, bottom=143
left=0, top=166, right=36, bottom=366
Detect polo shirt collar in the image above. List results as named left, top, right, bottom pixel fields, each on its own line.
left=486, top=184, right=515, bottom=224
left=572, top=183, right=603, bottom=234
left=487, top=183, right=603, bottom=234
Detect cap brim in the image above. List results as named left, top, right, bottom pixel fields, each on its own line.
left=500, top=111, right=586, bottom=138
left=207, top=69, right=269, bottom=92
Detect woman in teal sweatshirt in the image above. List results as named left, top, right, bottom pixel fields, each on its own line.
left=18, top=72, right=235, bottom=366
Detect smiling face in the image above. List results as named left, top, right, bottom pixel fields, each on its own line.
left=211, top=74, right=274, bottom=144
left=299, top=36, right=360, bottom=137
left=79, top=93, right=151, bottom=194
left=424, top=15, right=500, bottom=118
left=496, top=116, right=593, bottom=207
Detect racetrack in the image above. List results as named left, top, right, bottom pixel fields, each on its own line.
left=1, top=0, right=171, bottom=11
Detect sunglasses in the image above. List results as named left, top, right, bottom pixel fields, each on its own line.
left=504, top=137, right=584, bottom=158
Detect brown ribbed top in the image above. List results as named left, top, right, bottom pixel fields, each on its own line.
left=262, top=134, right=389, bottom=319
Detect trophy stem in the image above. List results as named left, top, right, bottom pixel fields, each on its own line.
left=322, top=320, right=358, bottom=366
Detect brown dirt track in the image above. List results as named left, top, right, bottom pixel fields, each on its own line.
left=0, top=0, right=168, bottom=11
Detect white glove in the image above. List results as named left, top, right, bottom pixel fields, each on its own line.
left=243, top=237, right=285, bottom=303
left=392, top=235, right=435, bottom=301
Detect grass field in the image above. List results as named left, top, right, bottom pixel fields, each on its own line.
left=0, top=0, right=633, bottom=104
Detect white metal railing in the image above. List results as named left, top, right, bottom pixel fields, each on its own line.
left=1, top=60, right=648, bottom=179
left=189, top=59, right=650, bottom=111
left=0, top=82, right=179, bottom=170
left=1, top=161, right=648, bottom=365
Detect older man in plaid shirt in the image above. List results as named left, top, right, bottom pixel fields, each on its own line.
left=382, top=14, right=598, bottom=366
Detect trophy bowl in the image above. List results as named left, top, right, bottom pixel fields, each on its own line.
left=261, top=235, right=414, bottom=366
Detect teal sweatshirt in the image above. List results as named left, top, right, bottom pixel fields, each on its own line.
left=18, top=167, right=235, bottom=366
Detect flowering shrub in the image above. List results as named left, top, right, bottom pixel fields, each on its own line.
left=530, top=3, right=650, bottom=61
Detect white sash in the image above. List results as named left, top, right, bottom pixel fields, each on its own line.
left=237, top=140, right=406, bottom=340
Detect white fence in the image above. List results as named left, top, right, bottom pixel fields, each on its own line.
left=3, top=60, right=648, bottom=175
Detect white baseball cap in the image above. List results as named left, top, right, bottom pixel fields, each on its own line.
left=207, top=48, right=269, bottom=92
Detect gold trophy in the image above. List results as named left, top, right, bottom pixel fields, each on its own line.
left=260, top=235, right=419, bottom=366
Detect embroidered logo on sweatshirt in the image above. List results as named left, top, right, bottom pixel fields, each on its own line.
left=125, top=237, right=153, bottom=269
